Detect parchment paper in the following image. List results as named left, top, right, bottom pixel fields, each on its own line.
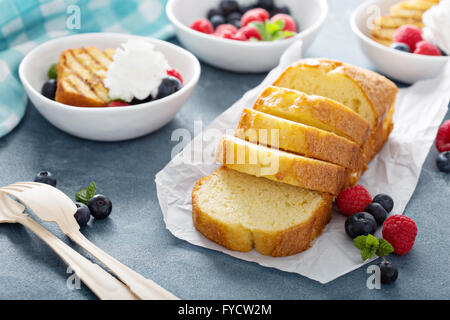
left=155, top=40, right=450, bottom=284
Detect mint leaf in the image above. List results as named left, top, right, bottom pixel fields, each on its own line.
left=75, top=181, right=97, bottom=205
left=353, top=235, right=367, bottom=250
left=353, top=234, right=379, bottom=261
left=376, top=238, right=394, bottom=257
left=250, top=22, right=269, bottom=41
left=48, top=63, right=57, bottom=79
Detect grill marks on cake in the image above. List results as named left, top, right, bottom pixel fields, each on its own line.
left=59, top=47, right=114, bottom=104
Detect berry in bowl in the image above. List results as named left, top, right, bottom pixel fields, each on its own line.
left=19, top=33, right=200, bottom=141
left=167, top=0, right=328, bottom=73
left=350, top=0, right=448, bottom=84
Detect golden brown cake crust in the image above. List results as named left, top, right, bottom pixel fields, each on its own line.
left=275, top=58, right=398, bottom=126
left=216, top=135, right=347, bottom=195
left=192, top=167, right=334, bottom=257
left=55, top=47, right=114, bottom=107
left=254, top=86, right=371, bottom=146
left=236, top=108, right=359, bottom=169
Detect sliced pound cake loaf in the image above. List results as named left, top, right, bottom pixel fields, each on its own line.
left=192, top=167, right=333, bottom=257
left=216, top=135, right=347, bottom=195
left=235, top=108, right=359, bottom=169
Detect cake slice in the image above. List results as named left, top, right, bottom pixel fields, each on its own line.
left=192, top=167, right=333, bottom=256
left=273, top=58, right=398, bottom=128
left=55, top=47, right=116, bottom=107
left=253, top=86, right=370, bottom=146
left=216, top=135, right=347, bottom=195
left=235, top=108, right=359, bottom=169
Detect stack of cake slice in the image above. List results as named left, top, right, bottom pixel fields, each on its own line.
left=192, top=58, right=398, bottom=257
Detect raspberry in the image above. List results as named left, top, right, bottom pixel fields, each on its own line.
left=214, top=29, right=235, bottom=39
left=413, top=40, right=442, bottom=56
left=215, top=24, right=238, bottom=35
left=235, top=25, right=262, bottom=41
left=393, top=25, right=423, bottom=52
left=270, top=13, right=297, bottom=32
left=435, top=120, right=450, bottom=152
left=167, top=69, right=183, bottom=86
left=190, top=19, right=214, bottom=34
left=336, top=185, right=372, bottom=216
left=382, top=215, right=417, bottom=255
left=107, top=101, right=130, bottom=107
left=241, top=8, right=269, bottom=27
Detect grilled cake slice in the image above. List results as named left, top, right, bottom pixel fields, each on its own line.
left=192, top=167, right=333, bottom=256
left=216, top=135, right=347, bottom=195
left=235, top=108, right=359, bottom=169
left=55, top=47, right=116, bottom=107
left=253, top=86, right=370, bottom=146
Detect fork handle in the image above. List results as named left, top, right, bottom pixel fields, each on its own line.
left=69, top=231, right=178, bottom=300
left=18, top=217, right=138, bottom=300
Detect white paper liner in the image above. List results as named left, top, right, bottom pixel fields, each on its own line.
left=155, top=40, right=450, bottom=284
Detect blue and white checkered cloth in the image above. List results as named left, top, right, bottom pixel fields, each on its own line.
left=0, top=0, right=174, bottom=138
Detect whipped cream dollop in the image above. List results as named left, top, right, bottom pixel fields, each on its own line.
left=422, top=0, right=450, bottom=55
left=105, top=39, right=170, bottom=102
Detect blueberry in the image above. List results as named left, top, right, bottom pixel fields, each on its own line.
left=156, top=77, right=182, bottom=100
left=377, top=260, right=398, bottom=284
left=34, top=171, right=57, bottom=187
left=207, top=8, right=223, bottom=20
left=131, top=95, right=153, bottom=105
left=365, top=202, right=388, bottom=226
left=372, top=194, right=394, bottom=213
left=219, top=0, right=240, bottom=15
left=439, top=48, right=447, bottom=56
left=226, top=12, right=242, bottom=23
left=210, top=15, right=226, bottom=29
left=240, top=3, right=257, bottom=14
left=74, top=202, right=91, bottom=227
left=270, top=5, right=291, bottom=17
left=41, top=79, right=57, bottom=100
left=345, top=212, right=377, bottom=239
left=229, top=19, right=241, bottom=29
left=437, top=151, right=450, bottom=173
left=390, top=42, right=410, bottom=53
left=257, top=0, right=274, bottom=11
left=88, top=194, right=112, bottom=219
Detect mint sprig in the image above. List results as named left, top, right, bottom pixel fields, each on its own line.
left=250, top=20, right=296, bottom=42
left=75, top=181, right=97, bottom=205
left=48, top=63, right=57, bottom=79
left=353, top=235, right=394, bottom=261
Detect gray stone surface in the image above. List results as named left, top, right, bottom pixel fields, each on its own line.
left=0, top=0, right=449, bottom=300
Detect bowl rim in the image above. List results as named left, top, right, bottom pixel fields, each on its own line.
left=18, top=32, right=201, bottom=113
left=166, top=0, right=328, bottom=47
left=350, top=0, right=449, bottom=61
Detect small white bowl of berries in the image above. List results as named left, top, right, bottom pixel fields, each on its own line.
left=350, top=0, right=449, bottom=84
left=166, top=0, right=328, bottom=73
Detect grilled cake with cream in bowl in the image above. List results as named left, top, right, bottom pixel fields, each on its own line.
left=19, top=33, right=200, bottom=141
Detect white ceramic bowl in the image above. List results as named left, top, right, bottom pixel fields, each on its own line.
left=166, top=0, right=328, bottom=73
left=19, top=33, right=201, bottom=141
left=350, top=0, right=449, bottom=84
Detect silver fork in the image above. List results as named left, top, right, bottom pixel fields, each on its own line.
left=0, top=182, right=178, bottom=300
left=0, top=192, right=137, bottom=300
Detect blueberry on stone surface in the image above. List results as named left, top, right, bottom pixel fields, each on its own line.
left=88, top=194, right=112, bottom=219
left=74, top=202, right=91, bottom=227
left=34, top=171, right=57, bottom=187
left=437, top=151, right=450, bottom=173
left=345, top=212, right=377, bottom=239
left=372, top=194, right=394, bottom=213
left=156, top=77, right=182, bottom=100
left=377, top=260, right=398, bottom=284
